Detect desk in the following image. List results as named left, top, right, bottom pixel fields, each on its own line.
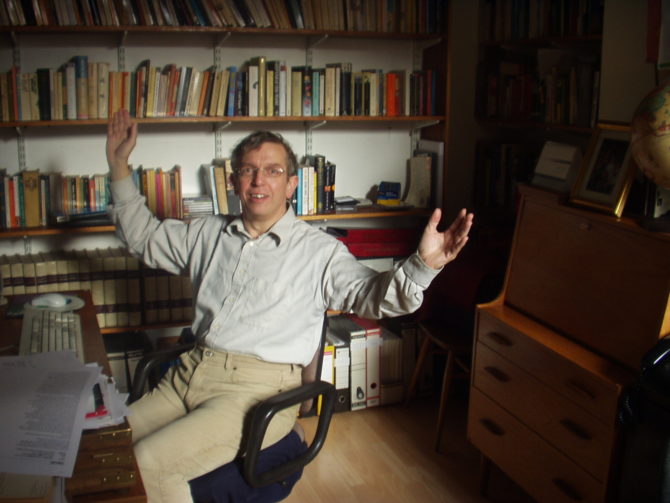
left=0, top=291, right=146, bottom=503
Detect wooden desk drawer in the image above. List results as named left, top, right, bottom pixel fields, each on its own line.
left=468, top=388, right=605, bottom=503
left=477, top=309, right=622, bottom=423
left=473, top=342, right=615, bottom=481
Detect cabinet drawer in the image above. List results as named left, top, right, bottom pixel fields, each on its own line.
left=477, top=309, right=621, bottom=423
left=468, top=388, right=605, bottom=503
left=473, top=342, right=615, bottom=481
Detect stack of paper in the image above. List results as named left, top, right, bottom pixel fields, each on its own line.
left=0, top=352, right=124, bottom=479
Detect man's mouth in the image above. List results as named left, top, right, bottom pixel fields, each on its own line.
left=250, top=194, right=267, bottom=199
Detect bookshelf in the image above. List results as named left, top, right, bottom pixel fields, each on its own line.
left=0, top=1, right=450, bottom=334
left=472, top=0, right=604, bottom=239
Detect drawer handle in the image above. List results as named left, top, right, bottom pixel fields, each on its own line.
left=485, top=331, right=513, bottom=347
left=566, top=379, right=597, bottom=401
left=552, top=477, right=583, bottom=501
left=559, top=418, right=592, bottom=441
left=484, top=366, right=510, bottom=382
left=480, top=418, right=505, bottom=436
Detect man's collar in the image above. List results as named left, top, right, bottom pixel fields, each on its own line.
left=225, top=205, right=296, bottom=245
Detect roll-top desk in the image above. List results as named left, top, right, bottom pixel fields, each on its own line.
left=467, top=185, right=670, bottom=502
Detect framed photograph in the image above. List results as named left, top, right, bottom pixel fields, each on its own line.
left=569, top=124, right=636, bottom=217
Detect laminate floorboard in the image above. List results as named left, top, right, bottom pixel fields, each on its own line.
left=286, top=394, right=535, bottom=503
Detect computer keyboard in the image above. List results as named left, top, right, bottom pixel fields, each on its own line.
left=19, top=306, right=85, bottom=362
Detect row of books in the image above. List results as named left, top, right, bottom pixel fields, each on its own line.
left=131, top=165, right=184, bottom=220
left=201, top=158, right=242, bottom=217
left=1, top=0, right=446, bottom=34
left=0, top=247, right=194, bottom=329
left=1, top=58, right=113, bottom=122
left=478, top=0, right=604, bottom=42
left=293, top=154, right=336, bottom=216
left=325, top=313, right=405, bottom=412
left=1, top=168, right=111, bottom=230
left=0, top=54, right=438, bottom=122
left=477, top=48, right=600, bottom=128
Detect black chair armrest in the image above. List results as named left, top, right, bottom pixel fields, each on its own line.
left=243, top=380, right=336, bottom=488
left=129, top=342, right=196, bottom=403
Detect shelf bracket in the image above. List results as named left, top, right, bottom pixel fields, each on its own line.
left=15, top=127, right=26, bottom=172
left=409, top=120, right=439, bottom=154
left=214, top=121, right=232, bottom=159
left=214, top=32, right=232, bottom=48
left=308, top=34, right=329, bottom=50
left=11, top=32, right=20, bottom=67
left=304, top=121, right=326, bottom=155
left=307, top=120, right=327, bottom=130
left=23, top=235, right=31, bottom=255
left=117, top=31, right=128, bottom=71
left=410, top=120, right=440, bottom=132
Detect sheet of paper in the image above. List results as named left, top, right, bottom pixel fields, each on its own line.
left=0, top=352, right=100, bottom=478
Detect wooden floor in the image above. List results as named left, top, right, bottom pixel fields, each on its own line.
left=287, top=393, right=535, bottom=503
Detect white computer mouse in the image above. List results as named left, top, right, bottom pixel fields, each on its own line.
left=31, top=293, right=69, bottom=308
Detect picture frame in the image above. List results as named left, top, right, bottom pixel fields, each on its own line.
left=569, top=124, right=636, bottom=217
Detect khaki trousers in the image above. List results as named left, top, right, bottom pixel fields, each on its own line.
left=128, top=345, right=302, bottom=503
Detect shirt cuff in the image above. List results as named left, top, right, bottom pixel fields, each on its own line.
left=110, top=175, right=139, bottom=205
left=403, top=251, right=441, bottom=289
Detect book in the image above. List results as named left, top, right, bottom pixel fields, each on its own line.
left=70, top=55, right=89, bottom=119
left=21, top=170, right=40, bottom=228
left=87, top=248, right=106, bottom=328
left=212, top=163, right=229, bottom=214
left=97, top=62, right=110, bottom=119
left=348, top=314, right=381, bottom=408
left=328, top=314, right=367, bottom=411
left=326, top=326, right=351, bottom=412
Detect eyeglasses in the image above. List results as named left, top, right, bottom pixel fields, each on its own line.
left=236, top=166, right=286, bottom=178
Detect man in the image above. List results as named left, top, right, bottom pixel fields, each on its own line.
left=106, top=109, right=473, bottom=502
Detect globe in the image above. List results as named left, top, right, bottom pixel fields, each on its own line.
left=630, top=83, right=670, bottom=189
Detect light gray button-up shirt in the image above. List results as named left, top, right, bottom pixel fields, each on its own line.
left=110, top=175, right=439, bottom=366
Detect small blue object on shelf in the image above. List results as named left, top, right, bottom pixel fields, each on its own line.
left=377, top=181, right=401, bottom=206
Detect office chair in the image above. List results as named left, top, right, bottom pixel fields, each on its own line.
left=128, top=325, right=336, bottom=503
left=404, top=244, right=505, bottom=452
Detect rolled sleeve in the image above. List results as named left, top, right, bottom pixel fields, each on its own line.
left=110, top=175, right=141, bottom=206
left=401, top=251, right=442, bottom=289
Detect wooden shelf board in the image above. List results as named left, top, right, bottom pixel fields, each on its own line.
left=0, top=208, right=430, bottom=237
left=1, top=25, right=443, bottom=41
left=2, top=115, right=445, bottom=128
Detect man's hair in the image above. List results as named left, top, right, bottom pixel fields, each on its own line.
left=230, top=131, right=298, bottom=177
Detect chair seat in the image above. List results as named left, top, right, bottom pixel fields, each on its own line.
left=190, top=430, right=307, bottom=503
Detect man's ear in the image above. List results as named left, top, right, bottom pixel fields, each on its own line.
left=286, top=174, right=299, bottom=199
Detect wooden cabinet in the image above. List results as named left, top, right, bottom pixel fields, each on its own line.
left=467, top=185, right=670, bottom=502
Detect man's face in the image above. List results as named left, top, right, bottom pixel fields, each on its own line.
left=234, top=142, right=298, bottom=227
